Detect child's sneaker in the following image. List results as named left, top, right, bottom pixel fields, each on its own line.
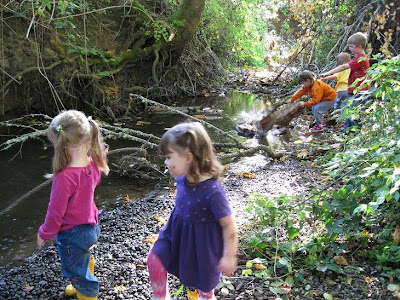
left=309, top=123, right=325, bottom=132
left=337, top=123, right=345, bottom=131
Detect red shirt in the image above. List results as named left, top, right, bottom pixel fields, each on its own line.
left=348, top=53, right=370, bottom=94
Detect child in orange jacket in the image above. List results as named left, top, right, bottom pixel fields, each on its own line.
left=291, top=70, right=337, bottom=132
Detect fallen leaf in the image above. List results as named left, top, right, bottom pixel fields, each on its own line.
left=241, top=172, right=256, bottom=178
left=24, top=284, right=34, bottom=292
left=334, top=255, right=348, bottom=266
left=293, top=140, right=304, bottom=145
left=114, top=284, right=126, bottom=293
left=297, top=149, right=309, bottom=159
left=346, top=277, right=353, bottom=284
left=323, top=292, right=333, bottom=300
left=361, top=230, right=369, bottom=236
left=135, top=121, right=151, bottom=126
left=279, top=156, right=288, bottom=162
left=365, top=277, right=377, bottom=283
left=278, top=283, right=292, bottom=294
left=109, top=87, right=119, bottom=94
left=123, top=194, right=130, bottom=203
left=144, top=234, right=158, bottom=245
left=311, top=162, right=317, bottom=167
left=155, top=215, right=167, bottom=226
left=392, top=224, right=400, bottom=243
left=187, top=289, right=198, bottom=300
left=253, top=263, right=267, bottom=270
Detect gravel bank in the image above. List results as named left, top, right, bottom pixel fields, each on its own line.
left=0, top=156, right=394, bottom=299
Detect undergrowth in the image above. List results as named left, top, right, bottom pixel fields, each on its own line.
left=242, top=56, right=400, bottom=297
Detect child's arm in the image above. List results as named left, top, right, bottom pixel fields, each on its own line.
left=320, top=75, right=337, bottom=81
left=291, top=86, right=307, bottom=103
left=321, top=63, right=350, bottom=77
left=218, top=214, right=237, bottom=275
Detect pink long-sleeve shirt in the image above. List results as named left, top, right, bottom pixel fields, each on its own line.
left=38, top=159, right=102, bottom=241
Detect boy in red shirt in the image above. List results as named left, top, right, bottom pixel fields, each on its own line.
left=321, top=32, right=370, bottom=130
left=291, top=70, right=336, bottom=132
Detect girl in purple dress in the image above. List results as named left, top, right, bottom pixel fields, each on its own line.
left=37, top=110, right=109, bottom=300
left=147, top=121, right=237, bottom=300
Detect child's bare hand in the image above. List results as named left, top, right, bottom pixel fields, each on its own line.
left=103, top=143, right=109, bottom=157
left=218, top=255, right=237, bottom=276
left=37, top=235, right=45, bottom=250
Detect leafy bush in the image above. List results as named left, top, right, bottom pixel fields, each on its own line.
left=244, top=56, right=400, bottom=285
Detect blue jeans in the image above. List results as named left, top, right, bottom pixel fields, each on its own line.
left=312, top=100, right=334, bottom=124
left=340, top=94, right=363, bottom=130
left=56, top=224, right=100, bottom=297
left=334, top=91, right=349, bottom=111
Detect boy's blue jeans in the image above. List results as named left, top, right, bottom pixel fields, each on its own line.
left=56, top=224, right=100, bottom=297
left=341, top=94, right=363, bottom=130
left=312, top=100, right=334, bottom=124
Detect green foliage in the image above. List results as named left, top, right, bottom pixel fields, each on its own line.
left=371, top=244, right=400, bottom=279
left=244, top=57, right=400, bottom=286
left=170, top=284, right=184, bottom=297
left=199, top=0, right=280, bottom=66
left=216, top=277, right=235, bottom=296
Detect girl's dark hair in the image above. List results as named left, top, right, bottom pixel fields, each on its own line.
left=47, top=110, right=109, bottom=175
left=298, top=70, right=316, bottom=83
left=159, top=121, right=222, bottom=182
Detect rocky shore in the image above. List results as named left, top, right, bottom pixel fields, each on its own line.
left=0, top=156, right=394, bottom=299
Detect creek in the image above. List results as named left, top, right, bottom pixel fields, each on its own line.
left=0, top=91, right=286, bottom=268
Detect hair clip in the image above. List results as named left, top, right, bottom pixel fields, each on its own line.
left=88, top=116, right=92, bottom=122
left=56, top=124, right=63, bottom=132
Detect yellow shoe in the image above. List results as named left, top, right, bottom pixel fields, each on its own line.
left=65, top=284, right=77, bottom=296
left=76, top=291, right=98, bottom=300
left=65, top=256, right=95, bottom=297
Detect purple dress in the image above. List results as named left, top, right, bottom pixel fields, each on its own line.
left=152, top=176, right=232, bottom=291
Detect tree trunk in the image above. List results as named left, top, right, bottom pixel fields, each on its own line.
left=166, top=0, right=206, bottom=64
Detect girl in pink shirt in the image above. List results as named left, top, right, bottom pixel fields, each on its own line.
left=37, top=110, right=109, bottom=300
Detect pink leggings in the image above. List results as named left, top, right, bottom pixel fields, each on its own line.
left=147, top=251, right=214, bottom=299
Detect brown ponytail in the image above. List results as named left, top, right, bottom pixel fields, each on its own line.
left=88, top=118, right=109, bottom=175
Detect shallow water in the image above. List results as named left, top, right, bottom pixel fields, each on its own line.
left=0, top=91, right=275, bottom=267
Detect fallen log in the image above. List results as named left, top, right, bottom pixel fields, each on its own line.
left=257, top=101, right=304, bottom=131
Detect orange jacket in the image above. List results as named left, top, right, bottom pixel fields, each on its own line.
left=291, top=80, right=336, bottom=107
